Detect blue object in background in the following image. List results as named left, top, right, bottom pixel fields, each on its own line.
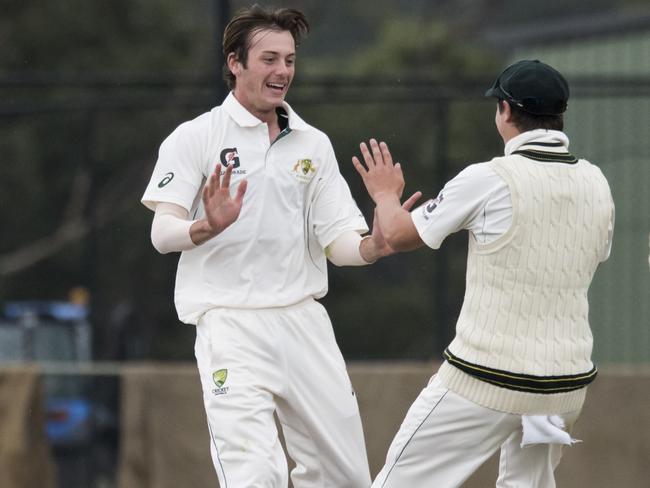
left=45, top=398, right=94, bottom=447
left=4, top=301, right=88, bottom=322
left=1, top=300, right=96, bottom=447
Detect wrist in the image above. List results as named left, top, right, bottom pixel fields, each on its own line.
left=190, top=219, right=220, bottom=245
left=373, top=191, right=400, bottom=206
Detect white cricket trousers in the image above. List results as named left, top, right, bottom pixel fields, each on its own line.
left=372, top=375, right=581, bottom=488
left=194, top=298, right=371, bottom=488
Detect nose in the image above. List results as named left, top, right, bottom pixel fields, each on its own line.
left=275, top=61, right=292, bottom=77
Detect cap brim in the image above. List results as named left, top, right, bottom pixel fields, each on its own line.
left=485, top=86, right=503, bottom=98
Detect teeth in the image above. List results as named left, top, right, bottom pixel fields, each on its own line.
left=268, top=83, right=284, bottom=89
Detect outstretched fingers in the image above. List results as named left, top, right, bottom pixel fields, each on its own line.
left=210, top=164, right=223, bottom=196
left=204, top=170, right=214, bottom=202
left=379, top=141, right=394, bottom=166
left=359, top=141, right=377, bottom=169
left=401, top=191, right=423, bottom=211
left=235, top=179, right=248, bottom=204
left=221, top=162, right=233, bottom=189
left=351, top=155, right=367, bottom=177
left=369, top=139, right=385, bottom=166
left=358, top=139, right=394, bottom=170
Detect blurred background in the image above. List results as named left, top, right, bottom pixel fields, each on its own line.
left=1, top=0, right=649, bottom=487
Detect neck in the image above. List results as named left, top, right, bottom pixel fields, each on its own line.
left=231, top=92, right=282, bottom=142
left=232, top=91, right=279, bottom=125
left=254, top=107, right=279, bottom=126
left=501, top=126, right=522, bottom=145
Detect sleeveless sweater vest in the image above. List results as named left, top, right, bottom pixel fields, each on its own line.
left=438, top=153, right=613, bottom=415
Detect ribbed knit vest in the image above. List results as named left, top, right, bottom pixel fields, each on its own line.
left=438, top=154, right=613, bottom=415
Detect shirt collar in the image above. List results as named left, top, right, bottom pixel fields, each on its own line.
left=222, top=92, right=309, bottom=131
left=504, top=129, right=570, bottom=156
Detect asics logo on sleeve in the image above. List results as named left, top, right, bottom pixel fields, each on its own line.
left=158, top=172, right=174, bottom=188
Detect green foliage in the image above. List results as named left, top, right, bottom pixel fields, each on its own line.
left=345, top=19, right=497, bottom=78
left=0, top=0, right=213, bottom=73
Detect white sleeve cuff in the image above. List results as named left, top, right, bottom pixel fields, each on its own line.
left=325, top=230, right=369, bottom=266
left=151, top=204, right=197, bottom=254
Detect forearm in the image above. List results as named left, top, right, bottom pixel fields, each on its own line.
left=151, top=207, right=197, bottom=254
left=375, top=193, right=423, bottom=252
left=152, top=209, right=233, bottom=252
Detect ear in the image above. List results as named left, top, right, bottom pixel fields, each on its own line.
left=227, top=52, right=242, bottom=77
left=501, top=100, right=513, bottom=123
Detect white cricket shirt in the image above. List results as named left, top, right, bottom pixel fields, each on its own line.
left=411, top=129, right=613, bottom=259
left=142, top=93, right=367, bottom=324
left=412, top=162, right=512, bottom=249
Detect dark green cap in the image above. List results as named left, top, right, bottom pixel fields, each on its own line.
left=485, top=59, right=569, bottom=115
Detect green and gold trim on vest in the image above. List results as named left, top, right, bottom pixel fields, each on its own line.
left=443, top=349, right=597, bottom=394
left=512, top=148, right=578, bottom=164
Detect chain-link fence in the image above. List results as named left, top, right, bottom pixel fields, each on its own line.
left=2, top=73, right=648, bottom=363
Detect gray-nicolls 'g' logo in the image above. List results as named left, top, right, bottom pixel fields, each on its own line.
left=220, top=147, right=240, bottom=168
left=422, top=192, right=444, bottom=220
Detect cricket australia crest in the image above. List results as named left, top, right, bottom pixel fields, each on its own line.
left=212, top=368, right=230, bottom=395
left=292, top=158, right=317, bottom=182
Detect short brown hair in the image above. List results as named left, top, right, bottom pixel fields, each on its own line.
left=222, top=5, right=310, bottom=90
left=498, top=99, right=564, bottom=132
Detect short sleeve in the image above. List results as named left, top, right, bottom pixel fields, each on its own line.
left=141, top=118, right=208, bottom=212
left=411, top=163, right=503, bottom=249
left=309, top=137, right=368, bottom=248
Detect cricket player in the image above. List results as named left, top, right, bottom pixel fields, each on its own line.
left=141, top=5, right=419, bottom=487
left=353, top=60, right=614, bottom=487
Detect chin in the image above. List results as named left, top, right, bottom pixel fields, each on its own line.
left=270, top=94, right=284, bottom=102
left=266, top=97, right=285, bottom=109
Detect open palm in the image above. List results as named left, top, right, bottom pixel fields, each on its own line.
left=202, top=163, right=248, bottom=235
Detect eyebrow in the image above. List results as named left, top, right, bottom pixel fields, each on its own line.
left=259, top=50, right=295, bottom=56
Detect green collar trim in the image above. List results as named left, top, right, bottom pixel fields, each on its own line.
left=512, top=149, right=578, bottom=164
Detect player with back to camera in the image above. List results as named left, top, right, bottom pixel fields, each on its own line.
left=352, top=59, right=614, bottom=488
left=141, top=5, right=420, bottom=488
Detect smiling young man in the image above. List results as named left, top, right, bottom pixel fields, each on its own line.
left=141, top=5, right=420, bottom=488
left=353, top=60, right=614, bottom=487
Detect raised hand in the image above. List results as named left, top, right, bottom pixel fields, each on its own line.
left=352, top=139, right=405, bottom=203
left=368, top=191, right=422, bottom=258
left=202, top=163, right=248, bottom=236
